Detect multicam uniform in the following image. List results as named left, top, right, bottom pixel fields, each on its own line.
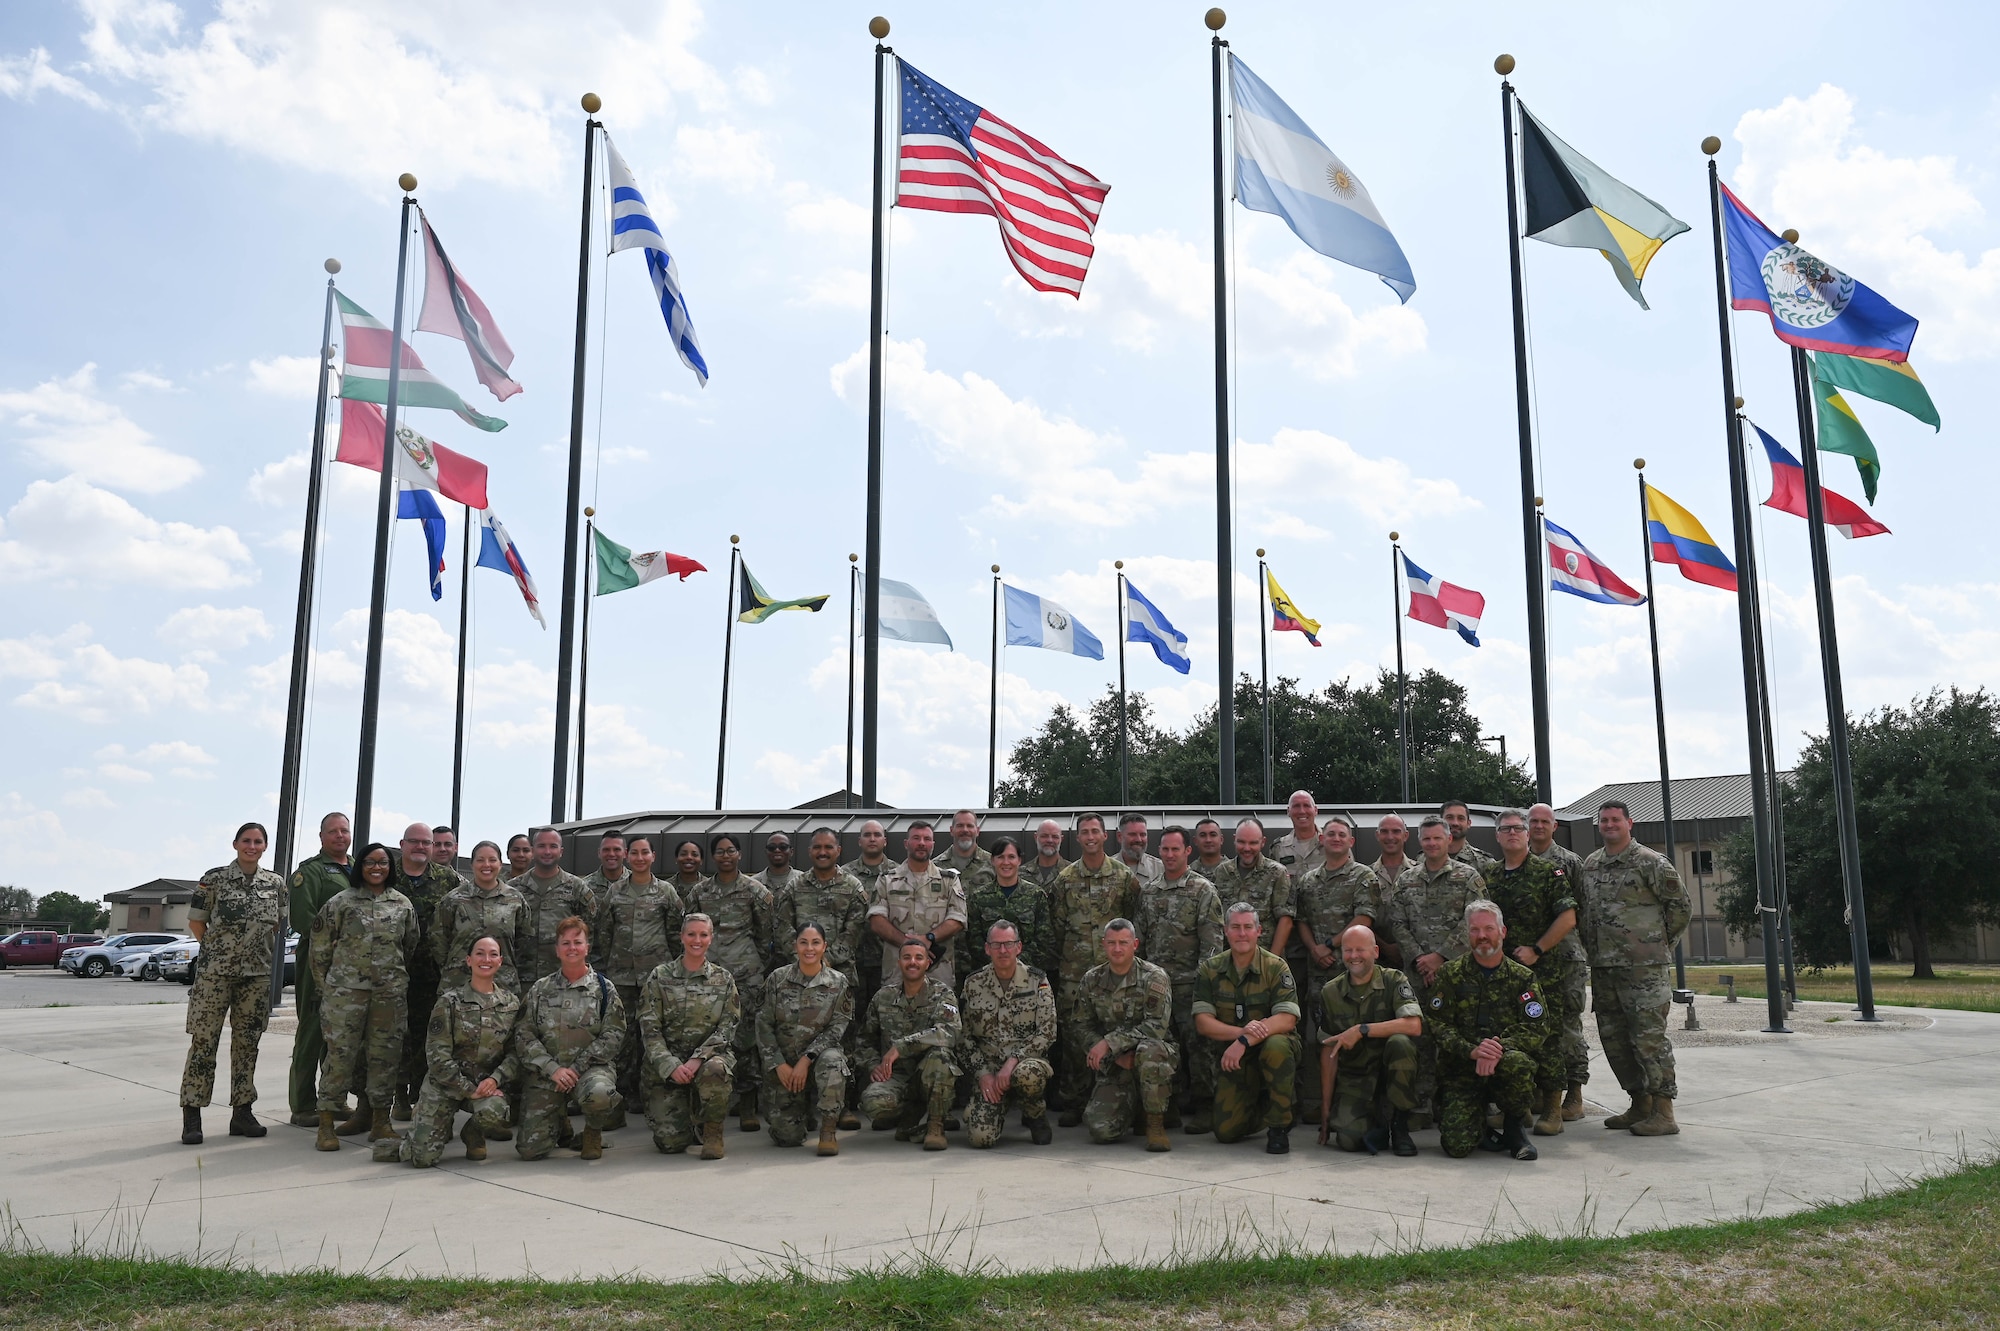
left=513, top=966, right=626, bottom=1159
left=1480, top=855, right=1585, bottom=1096
left=432, top=879, right=531, bottom=992
left=1426, top=953, right=1548, bottom=1158
left=842, top=857, right=893, bottom=995
left=772, top=867, right=870, bottom=1109
left=1317, top=965, right=1421, bottom=1151
left=508, top=869, right=598, bottom=990
left=180, top=860, right=285, bottom=1112
left=756, top=963, right=854, bottom=1146
left=1077, top=958, right=1177, bottom=1143
left=1208, top=856, right=1294, bottom=951
left=310, top=884, right=420, bottom=1112
left=595, top=874, right=685, bottom=1103
left=1532, top=841, right=1592, bottom=1087
left=1579, top=843, right=1691, bottom=1104
left=1023, top=855, right=1071, bottom=892
left=391, top=862, right=466, bottom=1103
left=637, top=958, right=739, bottom=1153
left=1383, top=857, right=1485, bottom=1113
left=1048, top=856, right=1141, bottom=1112
left=1136, top=870, right=1223, bottom=1115
left=938, top=844, right=996, bottom=894
left=1192, top=946, right=1301, bottom=1142
left=1288, top=852, right=1372, bottom=1119
left=684, top=873, right=775, bottom=1120
left=398, top=983, right=520, bottom=1166
left=857, top=977, right=961, bottom=1134
left=287, top=852, right=351, bottom=1119
left=1450, top=841, right=1498, bottom=872
left=959, top=963, right=1056, bottom=1147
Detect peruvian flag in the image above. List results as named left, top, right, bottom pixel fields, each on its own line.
left=336, top=398, right=490, bottom=510
left=1401, top=550, right=1485, bottom=646
left=1753, top=423, right=1890, bottom=540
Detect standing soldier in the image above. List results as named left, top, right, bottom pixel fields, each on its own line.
left=844, top=820, right=894, bottom=997
left=1114, top=814, right=1164, bottom=891
left=1135, top=826, right=1222, bottom=1132
left=1047, top=813, right=1141, bottom=1125
left=776, top=828, right=873, bottom=1128
left=433, top=841, right=531, bottom=993
left=866, top=820, right=968, bottom=989
left=1482, top=809, right=1584, bottom=1136
left=1383, top=816, right=1484, bottom=1124
left=179, top=821, right=286, bottom=1146
left=1290, top=815, right=1377, bottom=1126
left=510, top=828, right=597, bottom=991
left=1025, top=819, right=1071, bottom=891
left=1209, top=818, right=1295, bottom=955
left=1529, top=801, right=1591, bottom=1121
left=754, top=832, right=807, bottom=901
left=515, top=917, right=625, bottom=1161
left=389, top=823, right=464, bottom=1121
left=638, top=914, right=738, bottom=1160
left=505, top=834, right=533, bottom=880
left=858, top=938, right=961, bottom=1150
left=685, top=833, right=774, bottom=1132
left=1193, top=904, right=1301, bottom=1154
left=1078, top=919, right=1177, bottom=1151
left=386, top=935, right=520, bottom=1167
left=1366, top=816, right=1413, bottom=920
left=581, top=830, right=628, bottom=902
left=1442, top=800, right=1497, bottom=871
left=962, top=837, right=1056, bottom=985
left=960, top=920, right=1057, bottom=1148
left=1428, top=900, right=1547, bottom=1161
left=758, top=922, right=855, bottom=1155
left=1580, top=801, right=1691, bottom=1138
left=1315, top=924, right=1422, bottom=1156
left=1269, top=792, right=1325, bottom=885
left=287, top=812, right=352, bottom=1127
left=594, top=833, right=684, bottom=1118
left=311, top=842, right=420, bottom=1149
left=938, top=810, right=996, bottom=892
left=670, top=838, right=710, bottom=898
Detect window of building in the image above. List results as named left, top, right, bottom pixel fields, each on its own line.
left=1690, top=850, right=1715, bottom=876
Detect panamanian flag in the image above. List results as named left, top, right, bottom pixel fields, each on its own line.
left=1545, top=518, right=1645, bottom=606
left=1401, top=551, right=1484, bottom=646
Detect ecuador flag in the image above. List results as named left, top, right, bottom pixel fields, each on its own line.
left=1643, top=485, right=1737, bottom=592
left=1266, top=568, right=1321, bottom=646
left=1517, top=102, right=1688, bottom=309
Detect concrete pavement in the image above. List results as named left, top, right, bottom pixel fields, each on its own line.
left=1, top=994, right=1993, bottom=1280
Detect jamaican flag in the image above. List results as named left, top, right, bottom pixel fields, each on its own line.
left=737, top=559, right=828, bottom=623
left=1517, top=102, right=1688, bottom=309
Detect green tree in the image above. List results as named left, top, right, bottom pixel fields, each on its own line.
left=1717, top=687, right=2000, bottom=978
left=0, top=886, right=34, bottom=918
left=33, top=890, right=107, bottom=933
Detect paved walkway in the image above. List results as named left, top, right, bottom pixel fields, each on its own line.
left=1, top=996, right=1993, bottom=1280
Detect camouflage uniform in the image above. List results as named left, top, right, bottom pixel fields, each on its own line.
left=1533, top=842, right=1592, bottom=1086
left=868, top=861, right=970, bottom=989
left=1268, top=831, right=1325, bottom=887
left=1481, top=855, right=1585, bottom=1094
left=1048, top=856, right=1141, bottom=1111
left=1580, top=843, right=1691, bottom=1102
left=287, top=852, right=352, bottom=1118
left=581, top=866, right=626, bottom=905
left=773, top=867, right=870, bottom=1106
left=756, top=962, right=854, bottom=1146
left=1317, top=966, right=1422, bottom=1150
left=400, top=984, right=520, bottom=1167
left=514, top=966, right=626, bottom=1159
left=842, top=857, right=893, bottom=996
left=1427, top=953, right=1549, bottom=1158
left=1192, top=946, right=1301, bottom=1142
left=1077, top=958, right=1177, bottom=1142
left=1290, top=855, right=1375, bottom=1120
left=1208, top=856, right=1294, bottom=951
left=1451, top=841, right=1498, bottom=872
left=637, top=958, right=738, bottom=1153
left=962, top=877, right=1057, bottom=985
left=754, top=865, right=807, bottom=915
left=1116, top=850, right=1164, bottom=893
left=392, top=863, right=463, bottom=1100
left=684, top=873, right=775, bottom=1118
left=1383, top=857, right=1485, bottom=1113
left=508, top=868, right=598, bottom=989
left=857, top=977, right=960, bottom=1131
left=938, top=844, right=996, bottom=894
left=1365, top=857, right=1412, bottom=909
left=595, top=875, right=685, bottom=1102
left=959, top=962, right=1056, bottom=1146
left=180, top=860, right=285, bottom=1110
left=310, top=884, right=420, bottom=1111
left=1023, top=855, right=1071, bottom=892
left=432, top=880, right=531, bottom=992
left=1136, top=870, right=1223, bottom=1112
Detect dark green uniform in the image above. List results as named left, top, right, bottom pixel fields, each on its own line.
left=1317, top=965, right=1421, bottom=1150
left=962, top=876, right=1057, bottom=984
left=391, top=862, right=463, bottom=1104
left=1191, top=946, right=1301, bottom=1142
left=1480, top=855, right=1583, bottom=1095
left=287, top=852, right=351, bottom=1119
left=1427, top=953, right=1549, bottom=1158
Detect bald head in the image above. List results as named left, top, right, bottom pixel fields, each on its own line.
left=399, top=822, right=433, bottom=873
left=1340, top=922, right=1381, bottom=978
left=1528, top=803, right=1558, bottom=851
left=1376, top=813, right=1408, bottom=858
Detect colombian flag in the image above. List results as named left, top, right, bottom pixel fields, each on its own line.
left=1643, top=485, right=1737, bottom=592
left=1266, top=568, right=1321, bottom=646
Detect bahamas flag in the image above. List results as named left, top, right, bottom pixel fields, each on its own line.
left=737, top=560, right=828, bottom=623
left=1517, top=102, right=1688, bottom=308
left=1721, top=184, right=1917, bottom=361
left=1266, top=568, right=1321, bottom=646
left=1643, top=485, right=1737, bottom=592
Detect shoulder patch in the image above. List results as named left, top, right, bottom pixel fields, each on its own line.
left=1524, top=1000, right=1544, bottom=1018
left=1429, top=995, right=1444, bottom=1009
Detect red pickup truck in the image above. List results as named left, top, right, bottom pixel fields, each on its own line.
left=0, top=930, right=103, bottom=968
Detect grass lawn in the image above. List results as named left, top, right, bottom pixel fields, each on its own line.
left=3, top=1158, right=1997, bottom=1329
left=1685, top=963, right=2000, bottom=1014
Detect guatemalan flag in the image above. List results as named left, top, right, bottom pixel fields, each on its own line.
left=1401, top=551, right=1484, bottom=646
left=1544, top=518, right=1645, bottom=606
left=605, top=134, right=709, bottom=386
left=476, top=509, right=545, bottom=627
left=1004, top=584, right=1103, bottom=660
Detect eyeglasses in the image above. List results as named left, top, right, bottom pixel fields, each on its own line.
left=988, top=940, right=1022, bottom=950
left=1497, top=824, right=1527, bottom=834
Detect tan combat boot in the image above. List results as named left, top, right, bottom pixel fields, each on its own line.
left=1532, top=1087, right=1565, bottom=1136
left=461, top=1120, right=487, bottom=1161
left=1562, top=1081, right=1586, bottom=1121
left=817, top=1114, right=840, bottom=1157
left=1144, top=1111, right=1172, bottom=1153
left=368, top=1107, right=395, bottom=1141
left=1629, top=1097, right=1680, bottom=1136
left=579, top=1126, right=603, bottom=1159
left=699, top=1121, right=726, bottom=1160
left=315, top=1111, right=340, bottom=1152
left=335, top=1101, right=373, bottom=1136
left=1603, top=1092, right=1653, bottom=1130
left=922, top=1115, right=948, bottom=1151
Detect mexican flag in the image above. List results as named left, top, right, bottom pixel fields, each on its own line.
left=594, top=526, right=705, bottom=594
left=337, top=291, right=507, bottom=432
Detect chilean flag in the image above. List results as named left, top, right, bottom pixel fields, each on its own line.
left=1545, top=519, right=1646, bottom=606
left=1401, top=551, right=1484, bottom=646
left=1752, top=423, right=1890, bottom=540
left=476, top=509, right=546, bottom=627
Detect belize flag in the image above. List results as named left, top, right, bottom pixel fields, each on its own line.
left=1003, top=584, right=1103, bottom=660
left=1400, top=552, right=1484, bottom=646
left=1751, top=423, right=1891, bottom=540
left=1545, top=519, right=1645, bottom=606
left=1721, top=183, right=1917, bottom=362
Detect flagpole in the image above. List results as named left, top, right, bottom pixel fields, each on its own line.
left=716, top=536, right=740, bottom=811
left=1116, top=562, right=1130, bottom=809
left=574, top=511, right=596, bottom=821
left=861, top=17, right=893, bottom=809
left=847, top=553, right=859, bottom=809
left=450, top=502, right=472, bottom=835
left=1207, top=8, right=1237, bottom=805
left=270, top=259, right=341, bottom=1012
left=1257, top=550, right=1272, bottom=803
left=1735, top=444, right=1798, bottom=1001
left=352, top=178, right=420, bottom=850
left=1702, top=138, right=1787, bottom=1034
left=550, top=94, right=602, bottom=823
left=987, top=565, right=1001, bottom=808
left=1496, top=56, right=1554, bottom=806
left=1390, top=533, right=1410, bottom=803
left=1635, top=463, right=1695, bottom=1020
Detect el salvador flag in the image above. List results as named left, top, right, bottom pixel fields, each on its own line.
left=1230, top=56, right=1415, bottom=302
left=1004, top=584, right=1103, bottom=660
left=1124, top=580, right=1190, bottom=675
left=604, top=134, right=709, bottom=386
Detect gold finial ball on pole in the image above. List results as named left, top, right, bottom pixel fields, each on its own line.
left=1204, top=8, right=1226, bottom=32
left=1389, top=531, right=1400, bottom=542
left=1494, top=53, right=1515, bottom=76
left=730, top=534, right=740, bottom=545
left=584, top=506, right=595, bottom=518
left=1255, top=548, right=1265, bottom=558
left=581, top=92, right=601, bottom=114
left=1634, top=457, right=1646, bottom=470
left=991, top=563, right=1000, bottom=574
left=398, top=172, right=417, bottom=193
left=1781, top=228, right=1800, bottom=244
left=1701, top=135, right=1722, bottom=157
left=1115, top=559, right=1124, bottom=570
left=1534, top=495, right=1544, bottom=508
left=323, top=257, right=341, bottom=275
left=850, top=552, right=859, bottom=563
left=1733, top=396, right=1745, bottom=410
left=869, top=15, right=890, bottom=38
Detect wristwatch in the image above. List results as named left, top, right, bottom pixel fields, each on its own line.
left=1358, top=1022, right=1371, bottom=1039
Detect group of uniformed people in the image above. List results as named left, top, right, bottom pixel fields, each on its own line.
left=174, top=794, right=1691, bottom=1165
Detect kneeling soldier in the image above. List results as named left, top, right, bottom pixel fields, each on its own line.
left=384, top=935, right=519, bottom=1165
left=515, top=917, right=625, bottom=1161
left=1194, top=903, right=1302, bottom=1154
left=639, top=913, right=739, bottom=1159
left=1079, top=918, right=1178, bottom=1151
left=858, top=938, right=961, bottom=1150
left=1430, top=899, right=1549, bottom=1161
left=1316, top=924, right=1423, bottom=1156
left=758, top=922, right=855, bottom=1155
left=961, top=920, right=1057, bottom=1148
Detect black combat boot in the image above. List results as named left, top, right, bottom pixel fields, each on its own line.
left=180, top=1107, right=203, bottom=1145
left=1500, top=1115, right=1539, bottom=1161
left=1389, top=1110, right=1418, bottom=1157
left=228, top=1104, right=267, bottom=1138
left=1265, top=1125, right=1290, bottom=1155
left=1024, top=1113, right=1052, bottom=1145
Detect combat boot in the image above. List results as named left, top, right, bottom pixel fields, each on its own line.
left=1265, top=1125, right=1290, bottom=1155
left=838, top=1109, right=862, bottom=1131
left=817, top=1115, right=840, bottom=1157
left=392, top=1093, right=413, bottom=1123
left=1604, top=1092, right=1653, bottom=1130
left=289, top=1110, right=321, bottom=1127
left=1389, top=1110, right=1418, bottom=1157
left=368, top=1107, right=395, bottom=1141
left=739, top=1108, right=761, bottom=1133
left=461, top=1121, right=486, bottom=1161
left=336, top=1102, right=373, bottom=1136
left=556, top=1115, right=576, bottom=1148
left=1144, top=1112, right=1172, bottom=1153
left=315, top=1111, right=340, bottom=1152
left=579, top=1127, right=603, bottom=1160
left=1501, top=1116, right=1539, bottom=1161
left=1532, top=1087, right=1565, bottom=1137
left=1562, top=1081, right=1586, bottom=1121
left=180, top=1107, right=203, bottom=1145
left=699, top=1121, right=726, bottom=1160
left=922, top=1116, right=948, bottom=1151
left=894, top=1103, right=926, bottom=1142
left=1629, top=1097, right=1680, bottom=1136
left=1025, top=1113, right=1052, bottom=1145
left=484, top=1123, right=514, bottom=1141
left=229, top=1104, right=267, bottom=1138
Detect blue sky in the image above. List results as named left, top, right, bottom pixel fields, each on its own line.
left=3, top=1, right=1996, bottom=894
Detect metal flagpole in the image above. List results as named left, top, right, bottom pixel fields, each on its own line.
left=1702, top=138, right=1787, bottom=1034
left=987, top=565, right=1001, bottom=807
left=1207, top=9, right=1236, bottom=805
left=1257, top=550, right=1272, bottom=802
left=862, top=18, right=893, bottom=808
left=1738, top=446, right=1799, bottom=1001
left=352, top=179, right=420, bottom=851
left=552, top=95, right=602, bottom=822
left=1116, top=562, right=1130, bottom=809
left=1636, top=462, right=1695, bottom=1023
left=450, top=503, right=472, bottom=835
left=1391, top=533, right=1411, bottom=802
left=270, top=259, right=341, bottom=1012
left=573, top=512, right=595, bottom=821
left=847, top=554, right=859, bottom=809
left=715, top=536, right=741, bottom=811
left=1496, top=57, right=1553, bottom=806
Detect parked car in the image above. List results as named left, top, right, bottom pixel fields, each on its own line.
left=60, top=933, right=186, bottom=978
left=154, top=938, right=202, bottom=983
left=118, top=944, right=171, bottom=981
left=1, top=931, right=62, bottom=968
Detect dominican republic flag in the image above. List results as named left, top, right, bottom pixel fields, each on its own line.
left=896, top=60, right=1110, bottom=297
left=476, top=509, right=545, bottom=627
left=1752, top=423, right=1890, bottom=540
left=1004, top=584, right=1103, bottom=659
left=335, top=398, right=489, bottom=509
left=1545, top=519, right=1645, bottom=606
left=1124, top=579, right=1190, bottom=674
left=414, top=211, right=521, bottom=401
left=397, top=488, right=447, bottom=601
left=1401, top=551, right=1484, bottom=646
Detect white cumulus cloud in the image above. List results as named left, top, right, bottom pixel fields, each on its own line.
left=0, top=475, right=253, bottom=588
left=157, top=605, right=272, bottom=656
left=0, top=364, right=203, bottom=492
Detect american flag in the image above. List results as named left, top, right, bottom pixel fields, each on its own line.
left=896, top=61, right=1109, bottom=297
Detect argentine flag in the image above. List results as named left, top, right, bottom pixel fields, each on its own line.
left=1230, top=56, right=1415, bottom=302
left=1124, top=580, right=1190, bottom=675
left=605, top=134, right=710, bottom=386
left=1004, top=585, right=1103, bottom=660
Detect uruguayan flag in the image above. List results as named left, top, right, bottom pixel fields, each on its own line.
left=604, top=134, right=710, bottom=386
left=1004, top=584, right=1103, bottom=660
left=1124, top=580, right=1190, bottom=675
left=880, top=578, right=953, bottom=649
left=1230, top=56, right=1415, bottom=303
